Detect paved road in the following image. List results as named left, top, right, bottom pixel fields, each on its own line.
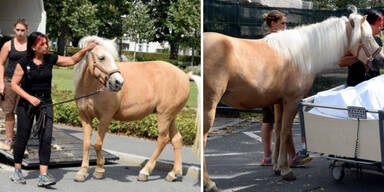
left=205, top=116, right=384, bottom=192
left=0, top=125, right=200, bottom=192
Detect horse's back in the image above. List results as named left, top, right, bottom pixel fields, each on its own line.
left=204, top=32, right=311, bottom=109
left=115, top=61, right=190, bottom=119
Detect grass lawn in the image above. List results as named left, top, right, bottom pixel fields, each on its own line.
left=381, top=69, right=384, bottom=74
left=52, top=67, right=74, bottom=91
left=52, top=67, right=198, bottom=108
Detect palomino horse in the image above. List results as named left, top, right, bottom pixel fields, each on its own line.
left=203, top=7, right=384, bottom=191
left=72, top=36, right=201, bottom=182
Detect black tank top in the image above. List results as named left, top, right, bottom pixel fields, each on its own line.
left=4, top=39, right=27, bottom=78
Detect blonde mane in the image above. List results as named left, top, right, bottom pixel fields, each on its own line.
left=73, top=36, right=119, bottom=89
left=264, top=11, right=371, bottom=74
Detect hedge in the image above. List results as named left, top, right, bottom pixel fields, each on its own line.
left=51, top=88, right=197, bottom=145
left=65, top=47, right=200, bottom=67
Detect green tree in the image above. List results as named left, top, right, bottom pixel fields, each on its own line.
left=370, top=0, right=384, bottom=7
left=143, top=0, right=200, bottom=60
left=122, top=1, right=156, bottom=61
left=309, top=0, right=335, bottom=9
left=310, top=0, right=381, bottom=9
left=44, top=0, right=99, bottom=55
left=165, top=0, right=200, bottom=60
left=142, top=0, right=173, bottom=56
left=90, top=0, right=130, bottom=58
left=334, top=0, right=369, bottom=8
left=166, top=0, right=200, bottom=65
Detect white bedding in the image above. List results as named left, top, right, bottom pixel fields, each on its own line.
left=308, top=74, right=384, bottom=119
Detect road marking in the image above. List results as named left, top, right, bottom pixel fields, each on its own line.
left=211, top=171, right=252, bottom=179
left=205, top=152, right=258, bottom=157
left=228, top=184, right=259, bottom=192
left=243, top=131, right=262, bottom=142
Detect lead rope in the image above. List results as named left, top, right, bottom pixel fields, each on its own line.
left=31, top=87, right=106, bottom=139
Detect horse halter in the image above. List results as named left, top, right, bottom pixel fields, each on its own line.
left=90, top=52, right=121, bottom=86
left=346, top=19, right=382, bottom=68
left=356, top=39, right=382, bottom=67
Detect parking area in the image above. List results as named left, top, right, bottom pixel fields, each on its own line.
left=205, top=116, right=384, bottom=192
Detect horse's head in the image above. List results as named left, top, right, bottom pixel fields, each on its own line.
left=76, top=36, right=124, bottom=92
left=88, top=45, right=124, bottom=91
left=347, top=6, right=384, bottom=70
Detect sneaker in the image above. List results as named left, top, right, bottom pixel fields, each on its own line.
left=0, top=138, right=12, bottom=151
left=260, top=157, right=272, bottom=166
left=289, top=152, right=312, bottom=167
left=9, top=169, right=26, bottom=184
left=37, top=173, right=56, bottom=187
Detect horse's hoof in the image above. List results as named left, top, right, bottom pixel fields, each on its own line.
left=274, top=169, right=281, bottom=176
left=165, top=172, right=182, bottom=182
left=137, top=173, right=149, bottom=182
left=74, top=173, right=86, bottom=182
left=282, top=171, right=296, bottom=181
left=165, top=172, right=176, bottom=182
left=93, top=170, right=105, bottom=179
left=204, top=182, right=219, bottom=192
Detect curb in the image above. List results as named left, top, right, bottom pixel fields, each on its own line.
left=105, top=149, right=200, bottom=179
left=0, top=162, right=14, bottom=172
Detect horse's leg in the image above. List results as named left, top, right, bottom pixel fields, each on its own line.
left=92, top=118, right=111, bottom=179
left=287, top=129, right=296, bottom=161
left=272, top=103, right=283, bottom=175
left=137, top=114, right=171, bottom=182
left=278, top=101, right=299, bottom=181
left=74, top=114, right=93, bottom=182
left=203, top=98, right=220, bottom=192
left=165, top=119, right=183, bottom=182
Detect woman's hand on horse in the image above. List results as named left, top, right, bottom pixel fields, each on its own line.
left=339, top=55, right=359, bottom=67
left=28, top=96, right=41, bottom=106
left=85, top=41, right=98, bottom=51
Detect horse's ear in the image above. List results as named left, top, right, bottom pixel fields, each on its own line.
left=111, top=38, right=118, bottom=43
left=361, top=15, right=367, bottom=24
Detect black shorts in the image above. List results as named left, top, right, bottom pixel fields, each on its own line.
left=262, top=106, right=274, bottom=124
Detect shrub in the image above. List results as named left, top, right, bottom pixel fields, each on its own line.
left=66, top=47, right=81, bottom=56
left=122, top=50, right=200, bottom=67
left=184, top=66, right=201, bottom=75
left=64, top=47, right=200, bottom=67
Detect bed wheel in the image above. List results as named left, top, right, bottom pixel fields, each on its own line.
left=331, top=165, right=345, bottom=182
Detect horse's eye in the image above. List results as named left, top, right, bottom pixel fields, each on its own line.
left=98, top=56, right=105, bottom=61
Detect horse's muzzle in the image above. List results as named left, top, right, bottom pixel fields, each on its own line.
left=107, top=73, right=124, bottom=92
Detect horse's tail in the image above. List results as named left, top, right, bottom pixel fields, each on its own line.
left=188, top=72, right=201, bottom=160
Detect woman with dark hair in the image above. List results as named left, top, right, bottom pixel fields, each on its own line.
left=9, top=31, right=97, bottom=187
left=0, top=19, right=28, bottom=151
left=339, top=9, right=384, bottom=86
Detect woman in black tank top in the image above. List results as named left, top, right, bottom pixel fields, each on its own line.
left=0, top=19, right=28, bottom=151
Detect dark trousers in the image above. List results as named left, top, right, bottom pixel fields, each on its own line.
left=13, top=99, right=53, bottom=165
left=262, top=105, right=275, bottom=124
